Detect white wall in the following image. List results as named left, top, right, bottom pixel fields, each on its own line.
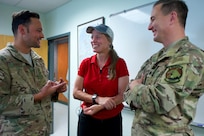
left=0, top=3, right=46, bottom=36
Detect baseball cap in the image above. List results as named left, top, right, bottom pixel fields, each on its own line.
left=86, top=24, right=114, bottom=42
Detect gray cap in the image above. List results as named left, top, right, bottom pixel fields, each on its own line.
left=86, top=24, right=114, bottom=42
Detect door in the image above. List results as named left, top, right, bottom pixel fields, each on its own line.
left=48, top=33, right=70, bottom=135
left=56, top=40, right=69, bottom=103
left=48, top=35, right=69, bottom=104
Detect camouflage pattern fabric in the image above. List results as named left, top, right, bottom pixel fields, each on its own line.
left=0, top=44, right=51, bottom=136
left=124, top=37, right=204, bottom=136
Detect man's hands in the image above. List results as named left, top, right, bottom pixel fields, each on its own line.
left=55, top=78, right=67, bottom=93
left=34, top=79, right=67, bottom=102
left=129, top=74, right=144, bottom=90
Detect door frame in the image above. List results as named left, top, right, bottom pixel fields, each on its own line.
left=47, top=32, right=70, bottom=135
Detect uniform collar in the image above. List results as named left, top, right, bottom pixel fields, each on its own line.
left=6, top=43, right=42, bottom=65
left=156, top=37, right=189, bottom=62
left=162, top=37, right=189, bottom=56
left=165, top=36, right=189, bottom=51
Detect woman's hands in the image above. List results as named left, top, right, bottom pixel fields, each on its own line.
left=83, top=97, right=116, bottom=115
left=83, top=104, right=104, bottom=115
left=96, top=97, right=116, bottom=110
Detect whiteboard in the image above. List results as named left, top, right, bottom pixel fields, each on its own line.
left=109, top=0, right=204, bottom=126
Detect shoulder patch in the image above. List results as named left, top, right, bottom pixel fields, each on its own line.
left=165, top=65, right=183, bottom=83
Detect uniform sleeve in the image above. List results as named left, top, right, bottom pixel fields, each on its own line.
left=0, top=56, right=35, bottom=116
left=125, top=54, right=204, bottom=114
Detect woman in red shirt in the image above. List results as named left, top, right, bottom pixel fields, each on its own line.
left=73, top=24, right=129, bottom=136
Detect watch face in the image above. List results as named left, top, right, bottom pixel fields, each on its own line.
left=92, top=94, right=97, bottom=99
left=92, top=94, right=97, bottom=104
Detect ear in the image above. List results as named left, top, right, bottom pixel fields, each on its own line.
left=170, top=11, right=177, bottom=24
left=18, top=24, right=27, bottom=35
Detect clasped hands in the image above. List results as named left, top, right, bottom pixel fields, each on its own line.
left=128, top=74, right=144, bottom=90
left=35, top=78, right=67, bottom=102
left=83, top=97, right=116, bottom=115
left=83, top=75, right=145, bottom=115
left=42, top=78, right=67, bottom=95
left=127, top=75, right=144, bottom=110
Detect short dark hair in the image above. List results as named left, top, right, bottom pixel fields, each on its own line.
left=12, top=10, right=40, bottom=35
left=154, top=0, right=188, bottom=28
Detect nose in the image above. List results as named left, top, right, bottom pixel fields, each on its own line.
left=148, top=23, right=152, bottom=31
left=41, top=32, right=44, bottom=38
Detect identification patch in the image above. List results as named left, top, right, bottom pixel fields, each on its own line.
left=165, top=65, right=183, bottom=83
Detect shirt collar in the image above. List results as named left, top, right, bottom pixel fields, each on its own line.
left=165, top=36, right=189, bottom=51
left=90, top=54, right=111, bottom=67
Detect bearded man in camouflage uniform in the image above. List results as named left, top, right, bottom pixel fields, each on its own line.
left=124, top=0, right=204, bottom=136
left=0, top=10, right=67, bottom=135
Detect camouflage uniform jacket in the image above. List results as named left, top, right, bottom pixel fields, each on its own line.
left=0, top=44, right=52, bottom=136
left=124, top=37, right=204, bottom=136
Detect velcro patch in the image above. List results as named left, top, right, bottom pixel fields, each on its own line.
left=165, top=65, right=183, bottom=83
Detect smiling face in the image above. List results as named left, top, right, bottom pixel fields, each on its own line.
left=148, top=4, right=171, bottom=44
left=90, top=30, right=111, bottom=54
left=22, top=18, right=44, bottom=49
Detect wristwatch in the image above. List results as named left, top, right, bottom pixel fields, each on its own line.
left=92, top=94, right=98, bottom=104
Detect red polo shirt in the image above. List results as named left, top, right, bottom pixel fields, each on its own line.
left=78, top=54, right=129, bottom=119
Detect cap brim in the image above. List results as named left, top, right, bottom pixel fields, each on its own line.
left=86, top=26, right=94, bottom=33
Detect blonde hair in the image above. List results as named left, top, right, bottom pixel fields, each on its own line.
left=106, top=35, right=119, bottom=80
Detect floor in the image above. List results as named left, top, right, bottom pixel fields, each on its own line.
left=50, top=102, right=68, bottom=136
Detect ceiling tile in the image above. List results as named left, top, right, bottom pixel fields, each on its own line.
left=0, top=0, right=71, bottom=13
left=0, top=0, right=21, bottom=5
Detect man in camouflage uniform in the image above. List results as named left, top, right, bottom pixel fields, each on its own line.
left=0, top=10, right=67, bottom=136
left=124, top=0, right=204, bottom=136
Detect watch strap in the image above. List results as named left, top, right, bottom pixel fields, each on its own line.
left=92, top=94, right=97, bottom=104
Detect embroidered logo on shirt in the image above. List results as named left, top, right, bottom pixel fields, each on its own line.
left=165, top=65, right=183, bottom=83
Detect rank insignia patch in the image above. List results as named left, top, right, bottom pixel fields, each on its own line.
left=165, top=65, right=183, bottom=83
